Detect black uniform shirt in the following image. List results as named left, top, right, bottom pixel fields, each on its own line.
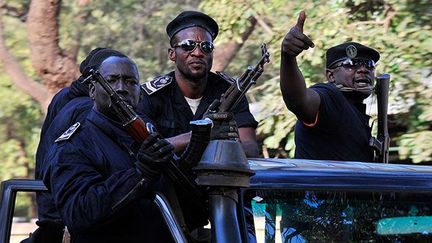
left=137, top=71, right=258, bottom=138
left=45, top=109, right=173, bottom=243
left=35, top=79, right=91, bottom=224
left=294, top=82, right=374, bottom=162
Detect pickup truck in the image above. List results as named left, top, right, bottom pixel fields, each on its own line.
left=2, top=158, right=432, bottom=243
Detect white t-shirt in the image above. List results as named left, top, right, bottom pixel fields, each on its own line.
left=184, top=96, right=202, bottom=115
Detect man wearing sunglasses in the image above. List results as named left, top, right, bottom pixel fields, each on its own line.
left=280, top=11, right=380, bottom=162
left=137, top=11, right=259, bottom=157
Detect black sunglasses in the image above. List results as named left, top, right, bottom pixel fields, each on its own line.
left=173, top=39, right=214, bottom=54
left=331, top=59, right=376, bottom=71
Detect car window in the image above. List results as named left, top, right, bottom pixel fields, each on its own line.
left=1, top=180, right=185, bottom=243
left=10, top=191, right=38, bottom=243
left=243, top=189, right=432, bottom=242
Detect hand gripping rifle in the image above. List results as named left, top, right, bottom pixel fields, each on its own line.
left=369, top=73, right=391, bottom=163
left=207, top=43, right=270, bottom=113
left=82, top=70, right=204, bottom=198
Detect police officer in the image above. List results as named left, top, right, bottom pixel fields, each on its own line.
left=44, top=54, right=175, bottom=243
left=28, top=48, right=126, bottom=243
left=280, top=11, right=380, bottom=162
left=137, top=10, right=259, bottom=157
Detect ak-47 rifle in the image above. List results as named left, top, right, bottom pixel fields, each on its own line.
left=82, top=70, right=203, bottom=198
left=369, top=73, right=391, bottom=163
left=207, top=43, right=270, bottom=113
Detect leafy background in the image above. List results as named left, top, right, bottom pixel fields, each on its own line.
left=0, top=0, right=431, bottom=217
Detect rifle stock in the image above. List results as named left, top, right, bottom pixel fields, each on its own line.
left=370, top=73, right=391, bottom=163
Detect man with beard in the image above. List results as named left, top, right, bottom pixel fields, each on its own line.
left=280, top=11, right=380, bottom=162
left=44, top=55, right=175, bottom=243
left=137, top=10, right=259, bottom=157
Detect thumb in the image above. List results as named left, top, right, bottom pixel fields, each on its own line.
left=295, top=10, right=306, bottom=33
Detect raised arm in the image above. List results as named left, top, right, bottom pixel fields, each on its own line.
left=280, top=11, right=320, bottom=124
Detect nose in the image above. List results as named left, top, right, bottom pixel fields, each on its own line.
left=113, top=80, right=128, bottom=95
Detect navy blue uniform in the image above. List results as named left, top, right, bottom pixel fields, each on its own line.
left=36, top=96, right=92, bottom=223
left=35, top=79, right=92, bottom=225
left=44, top=109, right=173, bottom=243
left=137, top=71, right=258, bottom=139
left=37, top=79, right=89, bottom=146
left=294, top=83, right=373, bottom=162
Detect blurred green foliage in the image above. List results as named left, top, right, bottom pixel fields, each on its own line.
left=202, top=0, right=431, bottom=163
left=0, top=0, right=431, bottom=190
left=0, top=10, right=42, bottom=182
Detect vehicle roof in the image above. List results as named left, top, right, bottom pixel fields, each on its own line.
left=248, top=158, right=432, bottom=192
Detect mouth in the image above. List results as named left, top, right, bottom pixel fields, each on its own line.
left=354, top=78, right=372, bottom=87
left=117, top=96, right=133, bottom=106
left=189, top=60, right=206, bottom=67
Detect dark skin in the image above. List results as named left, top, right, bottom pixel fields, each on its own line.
left=168, top=26, right=213, bottom=98
left=90, top=56, right=174, bottom=170
left=90, top=56, right=141, bottom=121
left=280, top=11, right=375, bottom=124
left=166, top=27, right=259, bottom=157
left=326, top=62, right=375, bottom=99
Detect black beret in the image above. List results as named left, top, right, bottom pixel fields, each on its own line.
left=79, top=48, right=127, bottom=74
left=166, top=11, right=219, bottom=43
left=326, top=42, right=380, bottom=68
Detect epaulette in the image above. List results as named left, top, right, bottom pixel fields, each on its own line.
left=55, top=122, right=81, bottom=142
left=141, top=75, right=173, bottom=95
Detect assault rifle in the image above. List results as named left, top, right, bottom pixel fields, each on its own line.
left=208, top=43, right=270, bottom=113
left=82, top=70, right=203, bottom=198
left=369, top=73, right=391, bottom=163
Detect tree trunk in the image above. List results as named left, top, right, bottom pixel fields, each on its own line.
left=212, top=17, right=257, bottom=72
left=0, top=19, right=47, bottom=107
left=27, top=0, right=80, bottom=97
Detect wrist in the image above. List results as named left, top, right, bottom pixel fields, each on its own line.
left=135, top=162, right=161, bottom=182
left=167, top=132, right=191, bottom=152
left=281, top=53, right=297, bottom=63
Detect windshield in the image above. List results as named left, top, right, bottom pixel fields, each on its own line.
left=243, top=189, right=432, bottom=242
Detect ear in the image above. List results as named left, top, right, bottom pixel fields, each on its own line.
left=168, top=48, right=176, bottom=61
left=326, top=69, right=335, bottom=83
left=89, top=84, right=96, bottom=100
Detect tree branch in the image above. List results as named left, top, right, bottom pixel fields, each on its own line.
left=350, top=4, right=396, bottom=32
left=0, top=19, right=47, bottom=107
left=0, top=1, right=28, bottom=21
left=212, top=17, right=257, bottom=72
left=253, top=13, right=273, bottom=35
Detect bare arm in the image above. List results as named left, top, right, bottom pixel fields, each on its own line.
left=238, top=127, right=259, bottom=158
left=280, top=11, right=320, bottom=123
left=167, top=127, right=258, bottom=157
left=166, top=132, right=191, bottom=153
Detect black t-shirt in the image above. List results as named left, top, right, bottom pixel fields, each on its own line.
left=137, top=71, right=258, bottom=138
left=294, top=83, right=374, bottom=162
